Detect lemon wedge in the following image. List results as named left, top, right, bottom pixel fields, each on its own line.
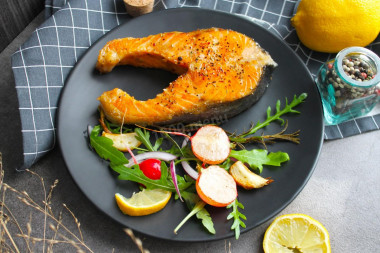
left=115, top=189, right=172, bottom=216
left=263, top=214, right=331, bottom=253
left=102, top=132, right=141, bottom=152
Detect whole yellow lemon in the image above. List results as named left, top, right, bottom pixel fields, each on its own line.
left=291, top=0, right=380, bottom=53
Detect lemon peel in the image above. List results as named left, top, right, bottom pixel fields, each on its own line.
left=291, top=0, right=380, bottom=53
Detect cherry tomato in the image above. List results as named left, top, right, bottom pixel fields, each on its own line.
left=139, top=159, right=161, bottom=180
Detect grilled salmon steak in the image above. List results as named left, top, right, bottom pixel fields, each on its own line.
left=96, top=28, right=277, bottom=125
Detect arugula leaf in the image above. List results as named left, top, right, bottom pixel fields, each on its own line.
left=153, top=137, right=164, bottom=151
left=162, top=132, right=185, bottom=156
left=135, top=128, right=156, bottom=151
left=105, top=121, right=132, bottom=134
left=90, top=125, right=128, bottom=165
left=174, top=191, right=215, bottom=234
left=229, top=149, right=289, bottom=173
left=111, top=162, right=193, bottom=192
left=227, top=198, right=246, bottom=239
left=219, top=158, right=234, bottom=171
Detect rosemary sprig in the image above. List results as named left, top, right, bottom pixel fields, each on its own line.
left=229, top=93, right=307, bottom=145
left=230, top=121, right=300, bottom=149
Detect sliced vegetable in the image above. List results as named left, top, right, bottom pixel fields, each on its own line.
left=170, top=161, right=183, bottom=202
left=181, top=137, right=199, bottom=180
left=102, top=132, right=141, bottom=152
left=139, top=159, right=161, bottom=180
left=196, top=165, right=237, bottom=207
left=125, top=151, right=177, bottom=167
left=181, top=160, right=199, bottom=180
left=229, top=161, right=273, bottom=189
left=191, top=125, right=230, bottom=164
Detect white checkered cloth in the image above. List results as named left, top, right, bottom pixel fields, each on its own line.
left=12, top=0, right=380, bottom=170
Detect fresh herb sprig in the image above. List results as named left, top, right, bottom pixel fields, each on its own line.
left=134, top=128, right=163, bottom=152
left=174, top=191, right=215, bottom=235
left=227, top=198, right=246, bottom=239
left=230, top=93, right=307, bottom=145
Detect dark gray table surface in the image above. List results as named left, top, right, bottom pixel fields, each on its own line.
left=1, top=12, right=379, bottom=253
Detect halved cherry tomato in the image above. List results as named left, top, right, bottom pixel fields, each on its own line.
left=139, top=159, right=161, bottom=180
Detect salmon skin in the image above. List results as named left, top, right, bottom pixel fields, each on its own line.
left=96, top=28, right=277, bottom=125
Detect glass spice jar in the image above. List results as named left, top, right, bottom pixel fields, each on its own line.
left=316, top=47, right=380, bottom=125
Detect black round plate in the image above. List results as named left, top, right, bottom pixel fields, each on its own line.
left=57, top=8, right=324, bottom=242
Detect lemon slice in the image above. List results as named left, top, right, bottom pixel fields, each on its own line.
left=263, top=214, right=331, bottom=253
left=102, top=132, right=141, bottom=152
left=115, top=189, right=172, bottom=216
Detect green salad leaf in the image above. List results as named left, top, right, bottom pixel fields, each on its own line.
left=135, top=128, right=159, bottom=151
left=175, top=191, right=215, bottom=234
left=90, top=125, right=128, bottom=165
left=229, top=149, right=289, bottom=173
left=111, top=162, right=193, bottom=192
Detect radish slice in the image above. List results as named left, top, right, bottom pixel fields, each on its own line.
left=196, top=165, right=237, bottom=207
left=181, top=137, right=199, bottom=180
left=125, top=152, right=177, bottom=167
left=191, top=125, right=230, bottom=165
left=170, top=161, right=183, bottom=202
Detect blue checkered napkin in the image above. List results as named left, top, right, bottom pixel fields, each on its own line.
left=12, top=0, right=380, bottom=170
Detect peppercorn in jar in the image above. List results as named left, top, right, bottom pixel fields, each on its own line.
left=316, top=47, right=380, bottom=125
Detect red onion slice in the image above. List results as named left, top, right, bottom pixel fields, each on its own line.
left=181, top=137, right=199, bottom=180
left=170, top=160, right=183, bottom=202
left=125, top=152, right=177, bottom=167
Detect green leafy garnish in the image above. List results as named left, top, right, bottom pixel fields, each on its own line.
left=227, top=198, right=246, bottom=239
left=111, top=162, right=193, bottom=192
left=174, top=191, right=215, bottom=234
left=90, top=125, right=128, bottom=165
left=230, top=93, right=307, bottom=144
left=229, top=149, right=289, bottom=173
left=134, top=128, right=158, bottom=151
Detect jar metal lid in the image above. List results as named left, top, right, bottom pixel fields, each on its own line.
left=335, top=47, right=380, bottom=88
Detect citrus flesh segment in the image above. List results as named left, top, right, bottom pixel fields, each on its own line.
left=191, top=125, right=230, bottom=164
left=263, top=214, right=331, bottom=253
left=115, top=189, right=172, bottom=216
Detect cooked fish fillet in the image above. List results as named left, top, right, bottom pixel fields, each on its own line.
left=96, top=28, right=277, bottom=125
